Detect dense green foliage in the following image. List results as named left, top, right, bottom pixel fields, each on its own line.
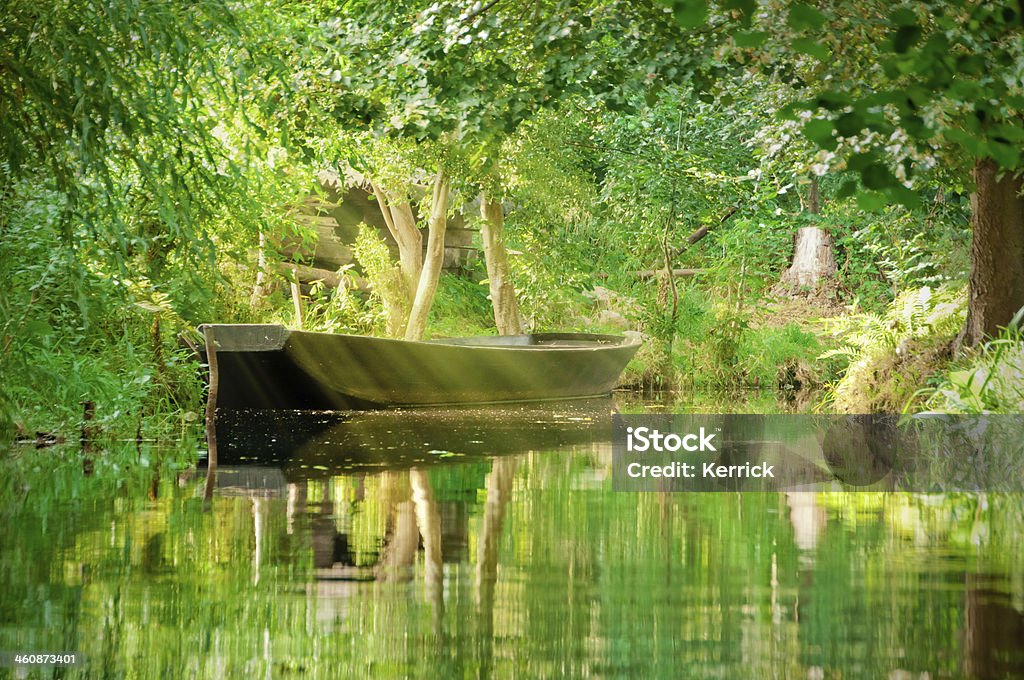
left=3, top=0, right=1023, bottom=447
left=2, top=6, right=1023, bottom=677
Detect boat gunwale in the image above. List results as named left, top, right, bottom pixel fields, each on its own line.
left=202, top=324, right=641, bottom=353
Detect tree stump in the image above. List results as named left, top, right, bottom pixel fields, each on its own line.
left=780, top=226, right=836, bottom=289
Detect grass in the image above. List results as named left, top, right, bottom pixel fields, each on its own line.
left=926, top=313, right=1024, bottom=413
left=2, top=313, right=205, bottom=445
left=426, top=272, right=496, bottom=338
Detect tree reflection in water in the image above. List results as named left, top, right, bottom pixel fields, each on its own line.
left=2, top=403, right=1024, bottom=677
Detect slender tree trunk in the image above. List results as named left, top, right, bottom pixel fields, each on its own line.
left=202, top=326, right=219, bottom=506
left=405, top=171, right=450, bottom=341
left=410, top=470, right=443, bottom=635
left=250, top=230, right=267, bottom=305
left=390, top=200, right=423, bottom=301
left=378, top=500, right=418, bottom=581
left=807, top=175, right=820, bottom=214
left=476, top=457, right=516, bottom=613
left=371, top=180, right=422, bottom=336
left=475, top=457, right=516, bottom=679
left=481, top=193, right=524, bottom=335
left=959, top=158, right=1024, bottom=348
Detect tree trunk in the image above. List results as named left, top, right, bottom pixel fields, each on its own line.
left=481, top=193, right=524, bottom=335
left=250, top=230, right=268, bottom=306
left=377, top=500, right=418, bottom=581
left=964, top=577, right=1024, bottom=679
left=476, top=457, right=516, bottom=613
left=806, top=175, right=820, bottom=214
left=780, top=175, right=833, bottom=292
left=371, top=181, right=422, bottom=303
left=475, top=456, right=516, bottom=679
left=371, top=180, right=422, bottom=337
left=404, top=171, right=450, bottom=341
left=780, top=227, right=836, bottom=289
left=959, top=158, right=1024, bottom=348
left=410, top=470, right=443, bottom=634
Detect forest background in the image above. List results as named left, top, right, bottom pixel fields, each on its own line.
left=3, top=0, right=1024, bottom=457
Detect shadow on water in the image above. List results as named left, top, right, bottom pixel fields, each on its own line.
left=209, top=398, right=616, bottom=477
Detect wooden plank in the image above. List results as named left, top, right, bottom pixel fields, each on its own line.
left=444, top=227, right=475, bottom=248
left=279, top=225, right=354, bottom=269
left=283, top=187, right=482, bottom=274
left=290, top=281, right=304, bottom=328
left=443, top=248, right=478, bottom=269
left=279, top=263, right=371, bottom=292
left=312, top=186, right=474, bottom=232
left=312, top=224, right=352, bottom=268
left=294, top=214, right=343, bottom=229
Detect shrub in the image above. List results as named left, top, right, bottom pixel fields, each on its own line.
left=820, top=286, right=965, bottom=413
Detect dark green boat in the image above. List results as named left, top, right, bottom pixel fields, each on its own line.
left=200, top=324, right=641, bottom=410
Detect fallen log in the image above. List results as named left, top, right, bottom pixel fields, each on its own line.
left=633, top=268, right=707, bottom=279
left=595, top=268, right=706, bottom=280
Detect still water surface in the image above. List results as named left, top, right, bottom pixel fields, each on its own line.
left=2, top=395, right=1023, bottom=678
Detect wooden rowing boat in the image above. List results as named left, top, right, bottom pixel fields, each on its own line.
left=199, top=324, right=641, bottom=410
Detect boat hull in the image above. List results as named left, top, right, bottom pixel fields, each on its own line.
left=200, top=325, right=640, bottom=409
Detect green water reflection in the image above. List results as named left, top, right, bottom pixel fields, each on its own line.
left=2, top=398, right=1024, bottom=678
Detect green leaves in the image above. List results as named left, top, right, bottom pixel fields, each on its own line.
left=860, top=162, right=897, bottom=191
left=887, top=5, right=922, bottom=53
left=723, top=0, right=757, bottom=25
left=802, top=119, right=836, bottom=150
left=837, top=180, right=859, bottom=199
left=791, top=38, right=829, bottom=61
left=671, top=0, right=709, bottom=29
left=986, top=140, right=1021, bottom=169
left=855, top=190, right=888, bottom=212
left=889, top=6, right=918, bottom=27
left=892, top=24, right=921, bottom=53
left=734, top=31, right=769, bottom=48
left=834, top=112, right=864, bottom=138
left=787, top=4, right=827, bottom=31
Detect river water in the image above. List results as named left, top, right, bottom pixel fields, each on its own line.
left=2, top=394, right=1023, bottom=678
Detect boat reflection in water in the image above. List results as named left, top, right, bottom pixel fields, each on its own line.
left=204, top=399, right=614, bottom=646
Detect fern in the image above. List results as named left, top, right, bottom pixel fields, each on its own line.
left=821, top=286, right=966, bottom=412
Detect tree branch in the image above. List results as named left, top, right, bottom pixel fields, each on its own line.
left=670, top=205, right=739, bottom=257
left=463, top=0, right=502, bottom=24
